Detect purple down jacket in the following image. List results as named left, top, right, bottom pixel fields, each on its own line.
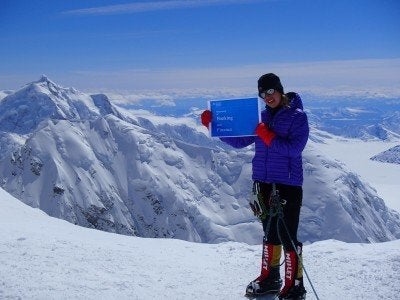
left=220, top=92, right=309, bottom=186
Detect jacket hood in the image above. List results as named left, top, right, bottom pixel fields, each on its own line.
left=286, top=92, right=304, bottom=110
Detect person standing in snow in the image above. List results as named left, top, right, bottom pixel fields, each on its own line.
left=201, top=73, right=309, bottom=300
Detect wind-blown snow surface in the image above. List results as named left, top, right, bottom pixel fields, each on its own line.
left=1, top=187, right=400, bottom=300
left=1, top=76, right=400, bottom=245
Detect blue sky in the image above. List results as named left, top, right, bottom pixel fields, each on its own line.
left=1, top=0, right=399, bottom=100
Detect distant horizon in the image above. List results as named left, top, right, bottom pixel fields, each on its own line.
left=2, top=57, right=400, bottom=105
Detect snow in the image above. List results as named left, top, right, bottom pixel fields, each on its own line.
left=1, top=187, right=400, bottom=300
left=0, top=90, right=13, bottom=101
left=315, top=133, right=400, bottom=213
left=371, top=145, right=400, bottom=165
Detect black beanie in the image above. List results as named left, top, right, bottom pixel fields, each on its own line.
left=258, top=73, right=284, bottom=94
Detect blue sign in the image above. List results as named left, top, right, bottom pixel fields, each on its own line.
left=209, top=97, right=262, bottom=137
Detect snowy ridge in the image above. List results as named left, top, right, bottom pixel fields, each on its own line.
left=1, top=187, right=400, bottom=300
left=0, top=76, right=102, bottom=134
left=302, top=141, right=400, bottom=242
left=0, top=77, right=399, bottom=245
left=370, top=145, right=400, bottom=164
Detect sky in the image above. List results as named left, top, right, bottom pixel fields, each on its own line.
left=1, top=0, right=400, bottom=100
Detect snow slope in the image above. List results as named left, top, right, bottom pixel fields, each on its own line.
left=301, top=140, right=400, bottom=243
left=1, top=187, right=399, bottom=300
left=314, top=133, right=400, bottom=213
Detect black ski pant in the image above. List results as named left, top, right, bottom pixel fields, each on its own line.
left=259, top=182, right=303, bottom=251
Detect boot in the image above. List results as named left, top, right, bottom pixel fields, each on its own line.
left=279, top=244, right=306, bottom=300
left=245, top=239, right=282, bottom=296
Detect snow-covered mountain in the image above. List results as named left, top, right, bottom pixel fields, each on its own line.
left=370, top=145, right=400, bottom=164
left=303, top=97, right=400, bottom=141
left=0, top=76, right=260, bottom=243
left=2, top=187, right=400, bottom=300
left=0, top=77, right=399, bottom=244
left=302, top=136, right=400, bottom=242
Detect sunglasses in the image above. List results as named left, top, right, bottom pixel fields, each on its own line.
left=258, top=88, right=275, bottom=99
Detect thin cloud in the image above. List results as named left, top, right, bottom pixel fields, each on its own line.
left=62, top=0, right=263, bottom=16
left=67, top=58, right=400, bottom=101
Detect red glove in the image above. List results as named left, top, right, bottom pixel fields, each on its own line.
left=255, top=123, right=276, bottom=146
left=201, top=110, right=212, bottom=128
